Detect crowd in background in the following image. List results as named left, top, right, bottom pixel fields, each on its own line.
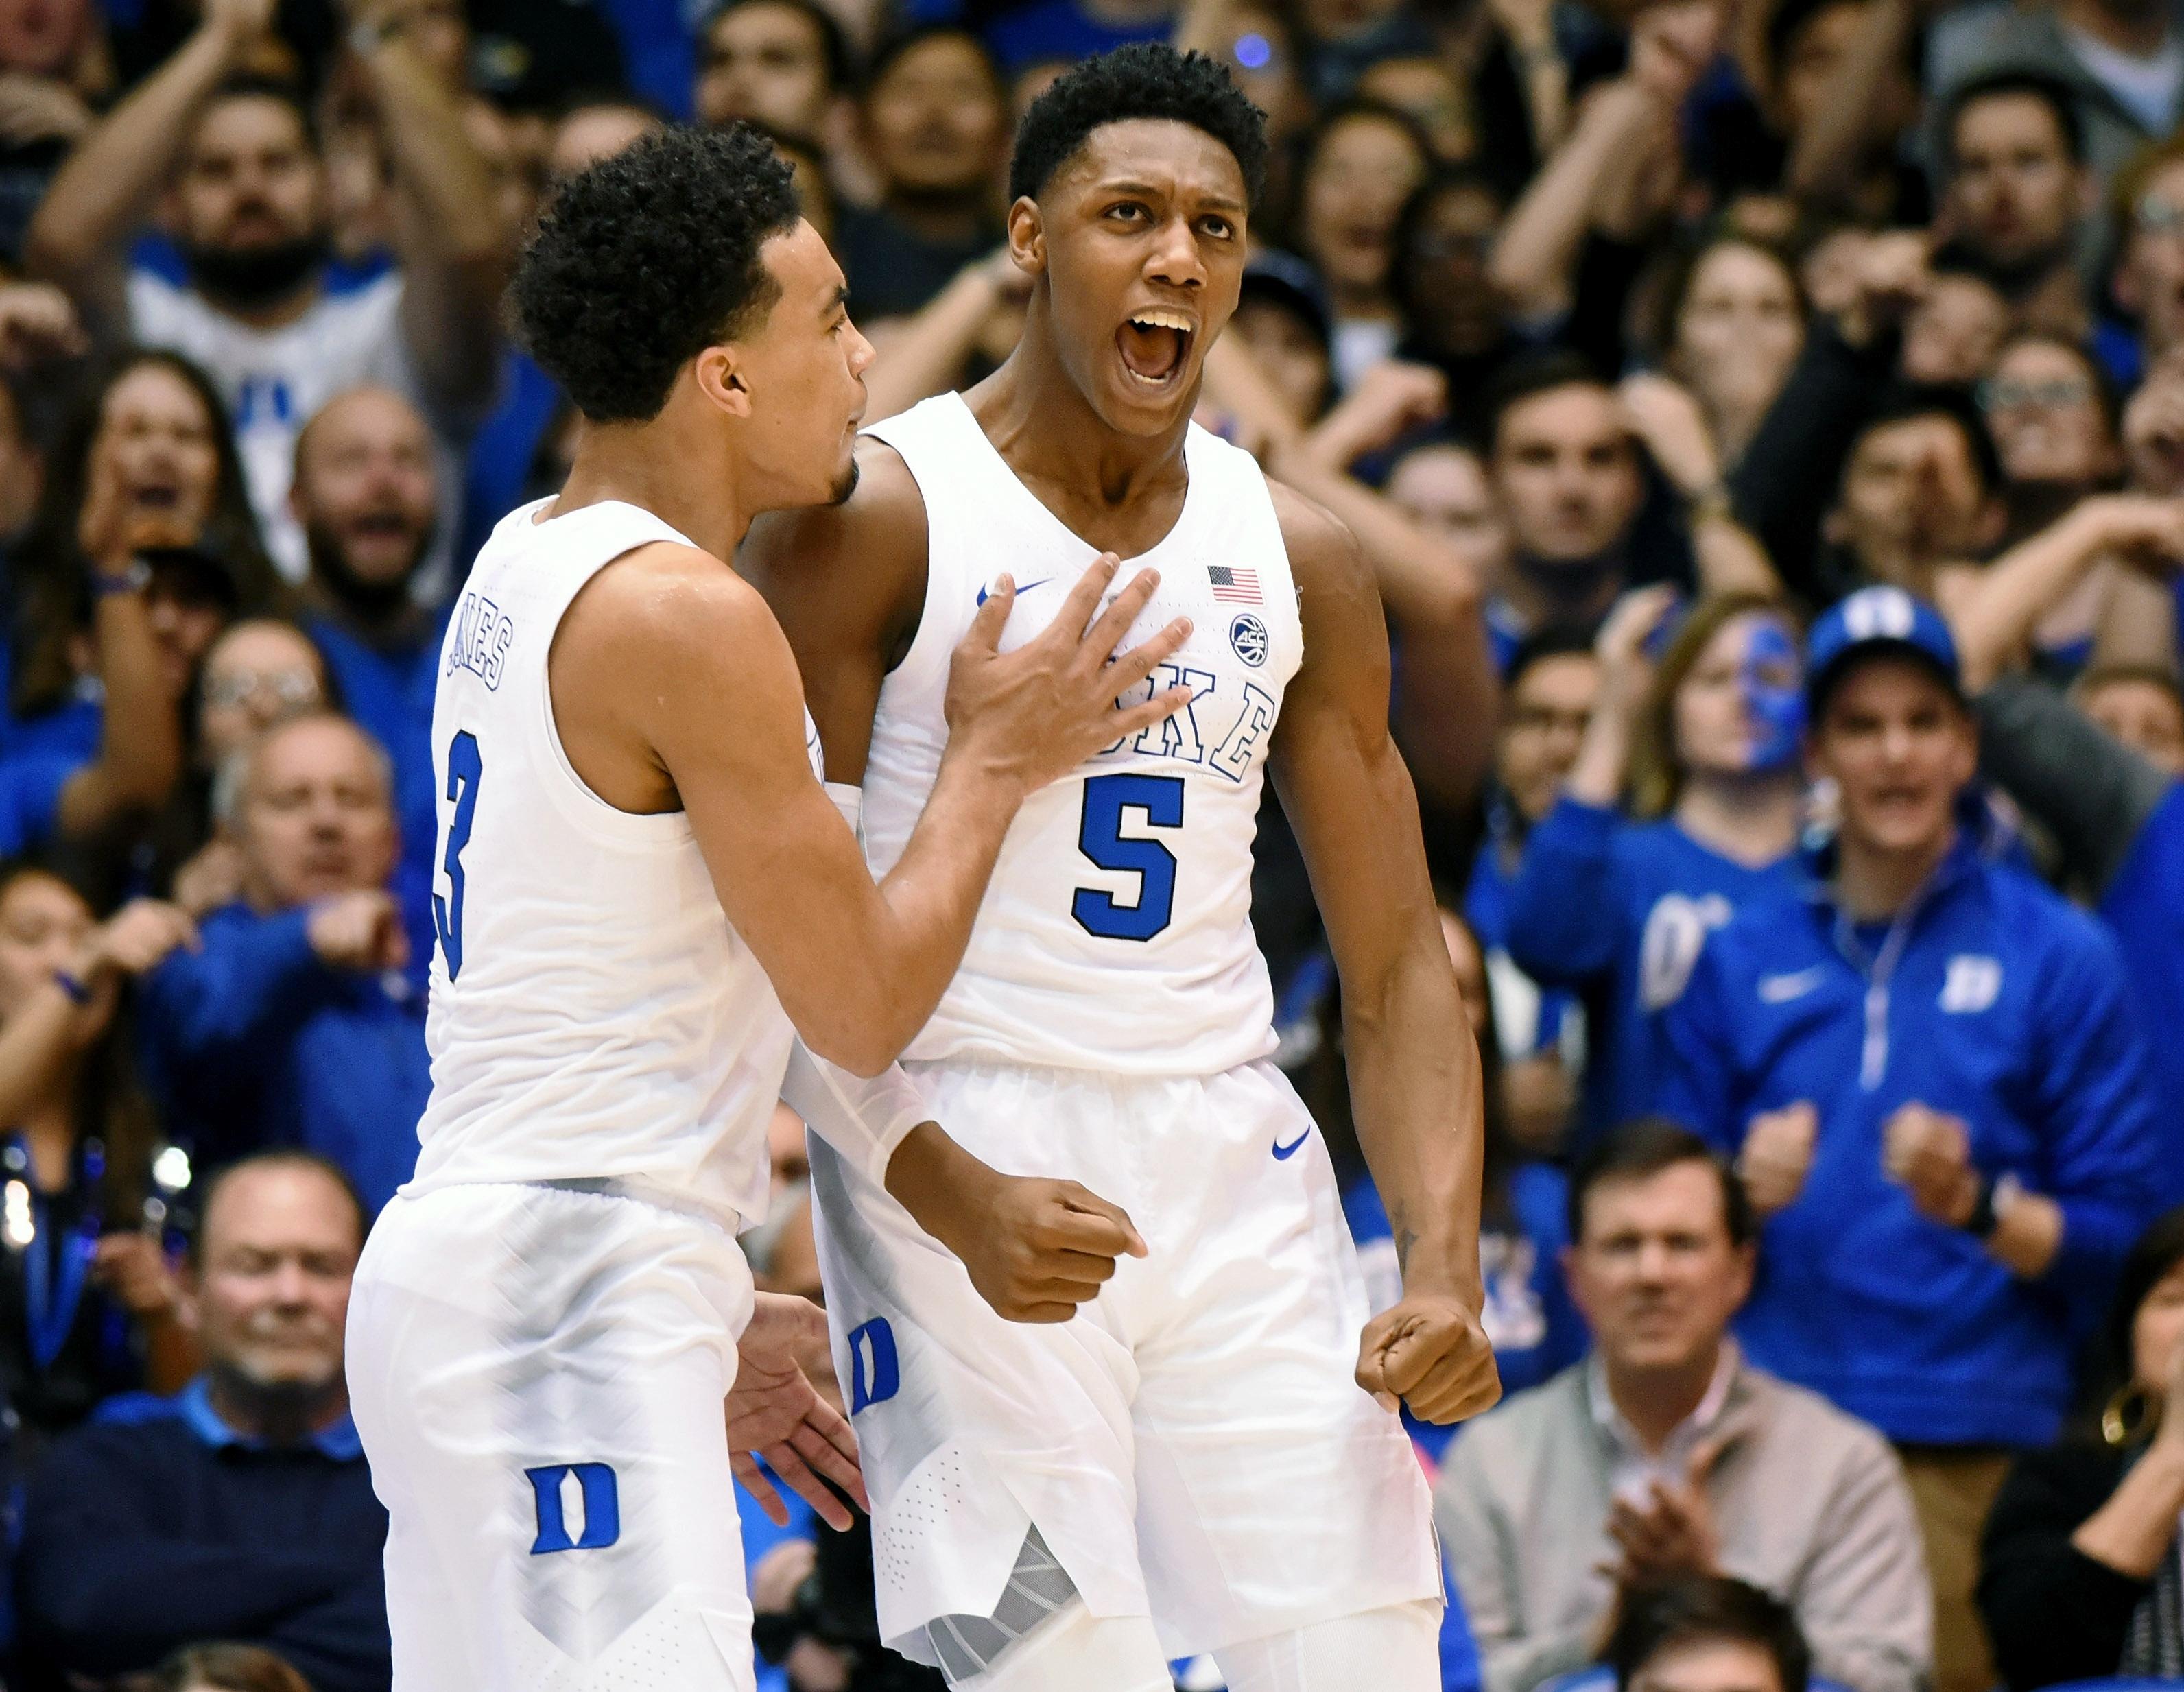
left=0, top=0, right=2176, bottom=1689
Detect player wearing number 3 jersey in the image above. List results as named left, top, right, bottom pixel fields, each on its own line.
left=343, top=128, right=1197, bottom=1692
left=745, top=45, right=1503, bottom=1692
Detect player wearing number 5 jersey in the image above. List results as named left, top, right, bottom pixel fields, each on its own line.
left=343, top=128, right=1196, bottom=1692
left=746, top=46, right=1502, bottom=1692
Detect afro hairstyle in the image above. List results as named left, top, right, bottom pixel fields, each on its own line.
left=1008, top=42, right=1268, bottom=209
left=512, top=124, right=802, bottom=424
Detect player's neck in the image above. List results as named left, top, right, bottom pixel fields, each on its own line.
left=972, top=322, right=1191, bottom=516
left=556, top=422, right=752, bottom=562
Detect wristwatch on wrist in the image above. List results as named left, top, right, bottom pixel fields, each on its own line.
left=1964, top=1171, right=2021, bottom=1239
left=93, top=557, right=152, bottom=597
left=1689, top=481, right=1735, bottom=528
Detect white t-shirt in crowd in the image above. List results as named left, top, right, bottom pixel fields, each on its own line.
left=2065, top=23, right=2184, bottom=134
left=126, top=266, right=425, bottom=580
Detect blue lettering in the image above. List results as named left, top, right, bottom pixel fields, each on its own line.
left=525, top=1462, right=621, bottom=1554
left=847, top=1318, right=900, bottom=1413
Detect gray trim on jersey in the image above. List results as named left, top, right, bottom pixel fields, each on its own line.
left=925, top=1525, right=1080, bottom=1684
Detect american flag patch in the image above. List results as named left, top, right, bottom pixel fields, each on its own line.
left=1209, top=565, right=1261, bottom=604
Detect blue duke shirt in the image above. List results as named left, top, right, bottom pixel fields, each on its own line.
left=1655, top=831, right=2159, bottom=1447
left=138, top=902, right=430, bottom=1213
left=1507, top=797, right=1798, bottom=1140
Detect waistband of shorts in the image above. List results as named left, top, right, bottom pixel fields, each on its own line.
left=400, top=1173, right=746, bottom=1238
left=902, top=1054, right=1282, bottom=1091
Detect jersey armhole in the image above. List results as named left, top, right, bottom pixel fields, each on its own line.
left=857, top=424, right=956, bottom=708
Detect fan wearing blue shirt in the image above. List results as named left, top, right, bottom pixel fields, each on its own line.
left=1466, top=633, right=1598, bottom=1151
left=290, top=386, right=453, bottom=969
left=1507, top=589, right=1805, bottom=1142
left=1654, top=586, right=2160, bottom=1692
left=14, top=1152, right=390, bottom=1692
left=139, top=713, right=428, bottom=1215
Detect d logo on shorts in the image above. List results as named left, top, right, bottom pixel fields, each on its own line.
left=525, top=1462, right=621, bottom=1554
left=847, top=1318, right=901, bottom=1414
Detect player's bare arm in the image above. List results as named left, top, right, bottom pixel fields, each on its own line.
left=744, top=446, right=1156, bottom=1321
left=551, top=536, right=1188, bottom=1077
left=1268, top=481, right=1503, bottom=1426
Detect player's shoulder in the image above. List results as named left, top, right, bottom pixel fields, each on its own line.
left=563, top=539, right=791, bottom=680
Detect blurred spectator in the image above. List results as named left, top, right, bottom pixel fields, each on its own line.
left=1650, top=237, right=1808, bottom=475
left=1295, top=99, right=1432, bottom=390
left=0, top=868, right=198, bottom=1453
left=1437, top=1121, right=1931, bottom=1692
left=1508, top=591, right=1805, bottom=1141
left=14, top=1149, right=388, bottom=1692
left=139, top=713, right=425, bottom=1213
left=1467, top=631, right=1595, bottom=1152
left=1392, top=169, right=1521, bottom=429
left=1978, top=1206, right=2184, bottom=1689
left=1814, top=394, right=2006, bottom=608
left=1225, top=252, right=1335, bottom=426
left=698, top=0, right=853, bottom=146
left=1935, top=73, right=2094, bottom=334
left=833, top=27, right=1006, bottom=324
left=1978, top=335, right=2123, bottom=554
left=1346, top=905, right=1582, bottom=1451
left=2074, top=663, right=2184, bottom=773
left=1607, top=1575, right=1813, bottom=1692
left=1903, top=263, right=2014, bottom=388
left=289, top=385, right=449, bottom=956
left=2112, top=147, right=2184, bottom=377
left=166, top=617, right=333, bottom=918
left=8, top=350, right=275, bottom=769
left=1938, top=0, right=2180, bottom=191
left=0, top=0, right=104, bottom=264
left=24, top=0, right=506, bottom=577
left=1657, top=587, right=2158, bottom=1692
left=543, top=95, right=667, bottom=189
left=1388, top=439, right=1513, bottom=584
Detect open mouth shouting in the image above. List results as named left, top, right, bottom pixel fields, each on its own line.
left=1117, top=307, right=1196, bottom=392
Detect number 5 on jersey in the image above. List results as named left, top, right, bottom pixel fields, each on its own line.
left=434, top=730, right=483, bottom=977
left=1073, top=773, right=1184, bottom=942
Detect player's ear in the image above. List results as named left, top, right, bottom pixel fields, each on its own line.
left=692, top=344, right=756, bottom=420
left=1006, top=196, right=1047, bottom=276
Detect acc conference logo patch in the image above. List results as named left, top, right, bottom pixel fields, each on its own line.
left=1228, top=612, right=1269, bottom=668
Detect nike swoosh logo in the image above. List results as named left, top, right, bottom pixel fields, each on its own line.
left=1272, top=1128, right=1311, bottom=1160
left=975, top=577, right=1052, bottom=608
left=1758, top=965, right=1828, bottom=1004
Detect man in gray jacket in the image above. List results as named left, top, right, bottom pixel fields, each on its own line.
left=1436, top=1122, right=1932, bottom=1692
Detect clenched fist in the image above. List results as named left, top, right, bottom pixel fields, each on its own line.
left=1356, top=1292, right=1502, bottom=1425
left=886, top=1122, right=1148, bottom=1324
left=1737, top=1101, right=1818, bottom=1219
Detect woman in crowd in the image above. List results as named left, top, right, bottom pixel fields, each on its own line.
left=1341, top=907, right=1582, bottom=1462
left=1293, top=99, right=1433, bottom=392
left=5, top=350, right=278, bottom=763
left=1979, top=1206, right=2184, bottom=1688
left=1506, top=588, right=1806, bottom=1139
left=0, top=861, right=198, bottom=1455
left=1654, top=234, right=1808, bottom=475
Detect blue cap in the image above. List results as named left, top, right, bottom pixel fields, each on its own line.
left=1805, top=586, right=1962, bottom=713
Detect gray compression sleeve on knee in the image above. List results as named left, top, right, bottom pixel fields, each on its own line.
left=779, top=1043, right=933, bottom=1189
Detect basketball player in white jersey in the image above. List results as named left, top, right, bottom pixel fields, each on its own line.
left=746, top=45, right=1502, bottom=1692
left=343, top=126, right=1200, bottom=1692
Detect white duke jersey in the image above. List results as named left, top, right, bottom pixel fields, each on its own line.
left=410, top=498, right=820, bottom=1227
left=861, top=394, right=1301, bottom=1075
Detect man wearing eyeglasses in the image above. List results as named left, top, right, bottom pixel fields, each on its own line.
left=2116, top=154, right=2184, bottom=374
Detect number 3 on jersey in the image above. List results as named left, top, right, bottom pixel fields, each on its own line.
left=1072, top=773, right=1183, bottom=942
left=434, top=730, right=483, bottom=977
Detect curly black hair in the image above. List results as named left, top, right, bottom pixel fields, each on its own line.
left=1008, top=43, right=1268, bottom=209
left=511, top=125, right=802, bottom=423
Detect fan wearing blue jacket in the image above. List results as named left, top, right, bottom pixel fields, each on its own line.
left=1507, top=588, right=1806, bottom=1142
left=1654, top=587, right=2160, bottom=1692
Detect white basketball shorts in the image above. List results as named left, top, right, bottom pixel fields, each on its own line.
left=346, top=1180, right=759, bottom=1692
left=809, top=1057, right=1440, bottom=1668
